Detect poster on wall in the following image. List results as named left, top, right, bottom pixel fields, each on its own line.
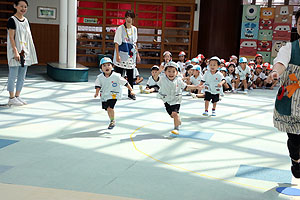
left=258, top=30, right=273, bottom=41
left=273, top=23, right=292, bottom=40
left=257, top=51, right=271, bottom=63
left=257, top=40, right=272, bottom=52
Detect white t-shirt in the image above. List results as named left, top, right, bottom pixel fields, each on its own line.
left=95, top=72, right=128, bottom=102
left=133, top=68, right=139, bottom=78
left=235, top=65, right=251, bottom=80
left=253, top=72, right=266, bottom=81
left=201, top=70, right=224, bottom=94
left=177, top=61, right=185, bottom=74
left=224, top=76, right=232, bottom=87
left=273, top=42, right=292, bottom=68
left=157, top=74, right=187, bottom=105
left=147, top=76, right=159, bottom=87
left=190, top=75, right=202, bottom=85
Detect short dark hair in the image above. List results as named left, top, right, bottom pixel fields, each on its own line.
left=296, top=9, right=300, bottom=25
left=13, top=0, right=28, bottom=14
left=125, top=10, right=135, bottom=19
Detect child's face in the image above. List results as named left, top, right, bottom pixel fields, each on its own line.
left=240, top=62, right=247, bottom=68
left=191, top=62, right=197, bottom=65
left=221, top=71, right=226, bottom=76
left=266, top=69, right=271, bottom=74
left=164, top=54, right=171, bottom=62
left=14, top=1, right=28, bottom=15
left=249, top=64, right=255, bottom=68
left=220, top=63, right=225, bottom=68
left=187, top=68, right=194, bottom=76
left=165, top=67, right=178, bottom=80
left=179, top=55, right=185, bottom=62
left=151, top=69, right=159, bottom=77
left=102, top=63, right=113, bottom=74
left=232, top=59, right=237, bottom=64
left=193, top=70, right=200, bottom=76
left=256, top=57, right=263, bottom=64
left=209, top=60, right=219, bottom=72
left=228, top=65, right=234, bottom=73
left=256, top=68, right=262, bottom=74
left=125, top=16, right=133, bottom=24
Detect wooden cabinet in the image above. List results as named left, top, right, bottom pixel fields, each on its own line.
left=77, top=0, right=195, bottom=68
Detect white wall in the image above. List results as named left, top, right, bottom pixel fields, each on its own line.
left=194, top=0, right=200, bottom=31
left=25, top=0, right=60, bottom=24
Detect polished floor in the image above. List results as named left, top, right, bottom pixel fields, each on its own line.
left=0, top=66, right=298, bottom=200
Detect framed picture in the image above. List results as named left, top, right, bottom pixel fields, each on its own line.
left=37, top=7, right=57, bottom=20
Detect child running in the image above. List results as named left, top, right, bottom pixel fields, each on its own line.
left=94, top=57, right=135, bottom=129
left=199, top=56, right=225, bottom=116
left=157, top=61, right=200, bottom=135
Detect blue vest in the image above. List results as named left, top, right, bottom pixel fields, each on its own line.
left=290, top=39, right=300, bottom=66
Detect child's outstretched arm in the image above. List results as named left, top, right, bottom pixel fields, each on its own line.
left=185, top=84, right=201, bottom=91
left=94, top=87, right=100, bottom=98
left=218, top=80, right=226, bottom=87
left=125, top=83, right=135, bottom=96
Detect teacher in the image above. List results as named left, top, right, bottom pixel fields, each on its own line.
left=272, top=9, right=300, bottom=178
left=6, top=0, right=37, bottom=106
left=113, top=10, right=140, bottom=100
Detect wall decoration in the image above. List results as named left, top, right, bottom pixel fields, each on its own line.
left=273, top=23, right=292, bottom=40
left=37, top=7, right=57, bottom=20
left=258, top=30, right=273, bottom=41
left=271, top=40, right=288, bottom=57
left=257, top=40, right=272, bottom=52
left=241, top=22, right=259, bottom=39
left=274, top=6, right=293, bottom=24
left=260, top=7, right=275, bottom=20
left=240, top=39, right=257, bottom=56
left=259, top=18, right=274, bottom=30
left=242, top=5, right=260, bottom=23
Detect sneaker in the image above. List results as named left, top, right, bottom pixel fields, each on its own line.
left=202, top=111, right=209, bottom=116
left=16, top=97, right=27, bottom=105
left=8, top=97, right=23, bottom=106
left=233, top=90, right=237, bottom=94
left=108, top=120, right=115, bottom=129
left=249, top=87, right=253, bottom=90
left=171, top=129, right=179, bottom=135
left=242, top=90, right=248, bottom=94
left=139, top=85, right=144, bottom=93
left=128, top=94, right=136, bottom=100
left=212, top=110, right=216, bottom=116
left=291, top=160, right=300, bottom=178
left=191, top=93, right=197, bottom=98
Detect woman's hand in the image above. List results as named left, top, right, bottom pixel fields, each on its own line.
left=116, top=54, right=121, bottom=63
left=137, top=53, right=141, bottom=63
left=13, top=50, right=20, bottom=62
left=271, top=71, right=279, bottom=80
left=130, top=90, right=135, bottom=96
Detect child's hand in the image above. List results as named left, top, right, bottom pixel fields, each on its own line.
left=217, top=83, right=222, bottom=87
left=94, top=93, right=99, bottom=98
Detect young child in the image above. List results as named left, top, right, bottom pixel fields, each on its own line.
left=248, top=60, right=256, bottom=69
left=182, top=64, right=194, bottom=84
left=190, top=65, right=205, bottom=98
left=199, top=56, right=225, bottom=116
left=229, top=55, right=238, bottom=65
left=227, top=62, right=236, bottom=91
left=157, top=61, right=200, bottom=135
left=234, top=57, right=251, bottom=94
left=252, top=64, right=265, bottom=88
left=220, top=67, right=232, bottom=92
left=94, top=57, right=135, bottom=129
left=140, top=65, right=160, bottom=94
left=159, top=51, right=172, bottom=72
left=264, top=65, right=278, bottom=90
left=255, top=54, right=263, bottom=65
left=177, top=51, right=186, bottom=74
left=191, top=58, right=199, bottom=65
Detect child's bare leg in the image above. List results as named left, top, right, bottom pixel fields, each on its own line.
left=235, top=79, right=240, bottom=90
left=205, top=100, right=209, bottom=111
left=171, top=112, right=181, bottom=127
left=107, top=107, right=115, bottom=121
left=212, top=102, right=217, bottom=110
left=243, top=80, right=247, bottom=90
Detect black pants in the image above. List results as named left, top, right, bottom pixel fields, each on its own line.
left=114, top=66, right=133, bottom=96
left=287, top=133, right=300, bottom=160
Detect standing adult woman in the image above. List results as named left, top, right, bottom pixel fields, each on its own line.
left=113, top=10, right=140, bottom=100
left=6, top=0, right=37, bottom=106
left=272, top=9, right=300, bottom=178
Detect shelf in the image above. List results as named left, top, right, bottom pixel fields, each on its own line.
left=140, top=56, right=160, bottom=60
left=77, top=38, right=102, bottom=42
left=77, top=46, right=102, bottom=50
left=78, top=7, right=103, bottom=11
left=78, top=15, right=103, bottom=18
left=77, top=54, right=97, bottom=57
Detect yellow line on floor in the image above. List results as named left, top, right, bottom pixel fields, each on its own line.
left=130, top=121, right=269, bottom=191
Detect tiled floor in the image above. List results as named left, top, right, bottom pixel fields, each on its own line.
left=0, top=66, right=297, bottom=200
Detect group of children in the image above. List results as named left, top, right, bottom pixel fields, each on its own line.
left=95, top=52, right=278, bottom=135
